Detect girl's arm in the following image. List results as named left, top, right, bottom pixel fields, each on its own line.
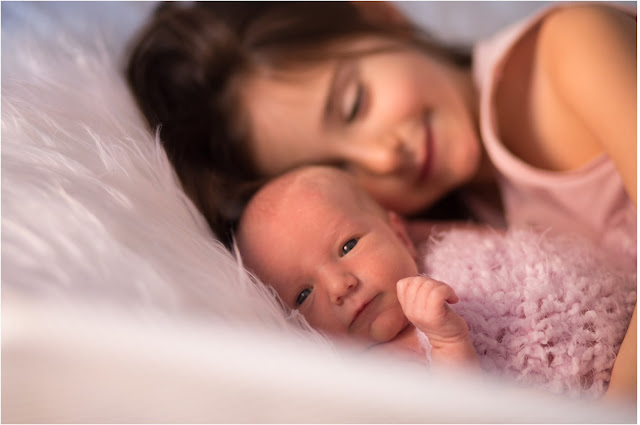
left=538, top=5, right=636, bottom=204
left=537, top=5, right=636, bottom=402
left=603, top=305, right=637, bottom=403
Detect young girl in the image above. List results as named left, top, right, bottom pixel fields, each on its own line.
left=125, top=1, right=636, bottom=401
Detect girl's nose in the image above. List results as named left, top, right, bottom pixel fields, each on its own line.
left=348, top=138, right=409, bottom=176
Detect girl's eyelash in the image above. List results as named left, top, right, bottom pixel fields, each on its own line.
left=346, top=83, right=364, bottom=123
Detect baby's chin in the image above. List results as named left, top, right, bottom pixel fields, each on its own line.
left=367, top=310, right=411, bottom=345
left=329, top=308, right=411, bottom=350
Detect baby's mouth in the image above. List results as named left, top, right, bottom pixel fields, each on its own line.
left=349, top=294, right=379, bottom=332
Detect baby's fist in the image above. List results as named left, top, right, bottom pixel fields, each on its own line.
left=396, top=276, right=469, bottom=347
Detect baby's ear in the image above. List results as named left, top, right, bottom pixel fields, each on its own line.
left=387, top=211, right=418, bottom=260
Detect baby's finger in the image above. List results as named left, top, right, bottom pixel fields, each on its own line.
left=396, top=277, right=408, bottom=300
left=397, top=277, right=418, bottom=308
left=443, top=285, right=459, bottom=304
left=429, top=281, right=459, bottom=305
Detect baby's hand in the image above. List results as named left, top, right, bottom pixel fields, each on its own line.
left=397, top=276, right=468, bottom=344
left=397, top=276, right=478, bottom=368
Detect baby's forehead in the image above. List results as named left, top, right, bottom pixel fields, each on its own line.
left=243, top=166, right=377, bottom=225
left=265, top=167, right=351, bottom=201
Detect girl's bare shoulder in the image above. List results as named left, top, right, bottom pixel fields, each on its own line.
left=535, top=3, right=636, bottom=199
left=536, top=4, right=635, bottom=78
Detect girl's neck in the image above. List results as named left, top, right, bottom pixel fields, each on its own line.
left=472, top=143, right=497, bottom=186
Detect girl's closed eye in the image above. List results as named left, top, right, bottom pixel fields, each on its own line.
left=341, top=238, right=358, bottom=256
left=296, top=287, right=312, bottom=306
left=342, top=81, right=365, bottom=123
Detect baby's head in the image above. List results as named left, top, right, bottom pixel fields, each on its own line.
left=237, top=166, right=418, bottom=348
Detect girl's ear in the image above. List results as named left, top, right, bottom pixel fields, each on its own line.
left=387, top=211, right=418, bottom=260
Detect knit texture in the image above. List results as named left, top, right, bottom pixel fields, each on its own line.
left=421, top=227, right=636, bottom=399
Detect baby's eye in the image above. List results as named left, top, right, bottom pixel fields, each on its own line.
left=341, top=238, right=358, bottom=256
left=296, top=288, right=312, bottom=306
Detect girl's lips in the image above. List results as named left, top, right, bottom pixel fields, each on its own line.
left=417, top=116, right=435, bottom=183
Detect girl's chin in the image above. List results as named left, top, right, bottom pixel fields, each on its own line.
left=456, top=139, right=483, bottom=183
left=383, top=189, right=443, bottom=217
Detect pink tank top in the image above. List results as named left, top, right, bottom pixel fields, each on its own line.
left=472, top=3, right=637, bottom=258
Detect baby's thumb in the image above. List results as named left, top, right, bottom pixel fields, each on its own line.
left=396, top=278, right=409, bottom=306
left=445, top=288, right=460, bottom=305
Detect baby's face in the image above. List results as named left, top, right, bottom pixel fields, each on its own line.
left=238, top=168, right=418, bottom=348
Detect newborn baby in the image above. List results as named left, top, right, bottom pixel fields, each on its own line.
left=237, top=165, right=479, bottom=369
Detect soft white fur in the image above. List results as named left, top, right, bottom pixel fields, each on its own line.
left=2, top=2, right=635, bottom=422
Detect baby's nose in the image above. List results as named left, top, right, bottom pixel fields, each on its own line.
left=322, top=270, right=358, bottom=305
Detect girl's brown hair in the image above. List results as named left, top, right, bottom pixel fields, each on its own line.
left=125, top=2, right=471, bottom=246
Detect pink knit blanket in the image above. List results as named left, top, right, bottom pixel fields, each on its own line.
left=420, top=228, right=636, bottom=399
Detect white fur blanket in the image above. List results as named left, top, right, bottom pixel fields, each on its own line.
left=2, top=2, right=636, bottom=422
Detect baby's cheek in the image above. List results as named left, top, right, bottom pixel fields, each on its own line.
left=369, top=308, right=409, bottom=342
